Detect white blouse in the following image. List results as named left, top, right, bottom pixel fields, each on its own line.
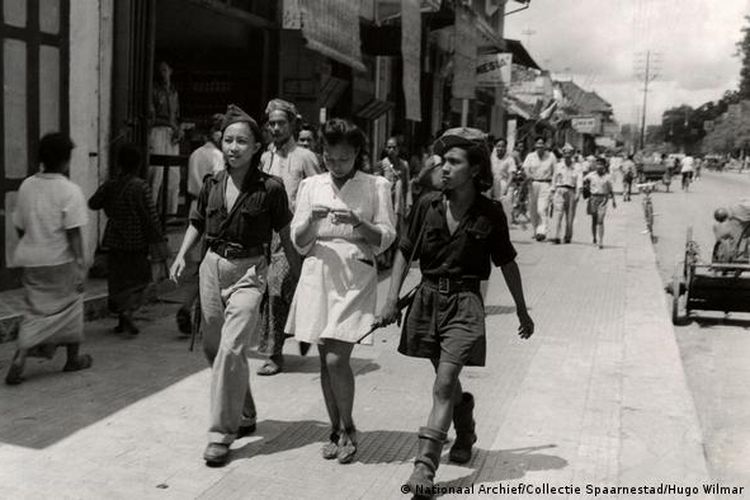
left=291, top=170, right=397, bottom=256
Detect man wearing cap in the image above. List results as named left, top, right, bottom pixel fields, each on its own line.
left=550, top=143, right=583, bottom=244
left=169, top=105, right=298, bottom=466
left=522, top=137, right=557, bottom=241
left=258, top=98, right=322, bottom=376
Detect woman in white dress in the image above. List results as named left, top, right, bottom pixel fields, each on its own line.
left=286, top=119, right=396, bottom=463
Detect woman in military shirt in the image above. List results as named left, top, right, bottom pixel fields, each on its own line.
left=378, top=128, right=534, bottom=496
left=169, top=105, right=298, bottom=467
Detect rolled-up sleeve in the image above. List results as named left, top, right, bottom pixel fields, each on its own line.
left=372, top=177, right=397, bottom=255
left=290, top=177, right=315, bottom=255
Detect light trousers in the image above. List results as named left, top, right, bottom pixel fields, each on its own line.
left=529, top=181, right=552, bottom=236
left=199, top=250, right=267, bottom=444
left=551, top=187, right=577, bottom=242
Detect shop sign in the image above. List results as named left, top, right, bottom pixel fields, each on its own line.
left=476, top=53, right=512, bottom=86
left=571, top=116, right=600, bottom=134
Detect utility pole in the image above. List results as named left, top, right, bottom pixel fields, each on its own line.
left=635, top=50, right=660, bottom=150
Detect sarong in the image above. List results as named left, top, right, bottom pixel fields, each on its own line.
left=17, top=262, right=84, bottom=350
left=108, top=250, right=151, bottom=313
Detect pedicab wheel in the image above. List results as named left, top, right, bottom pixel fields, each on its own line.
left=672, top=263, right=683, bottom=325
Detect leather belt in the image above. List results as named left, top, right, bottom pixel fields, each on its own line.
left=209, top=241, right=267, bottom=260
left=533, top=179, right=552, bottom=182
left=423, top=276, right=480, bottom=294
left=557, top=185, right=575, bottom=189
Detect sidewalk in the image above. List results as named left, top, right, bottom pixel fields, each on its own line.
left=0, top=201, right=711, bottom=499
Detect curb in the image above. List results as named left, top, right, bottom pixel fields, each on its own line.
left=619, top=201, right=713, bottom=490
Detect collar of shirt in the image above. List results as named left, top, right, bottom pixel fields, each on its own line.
left=321, top=169, right=365, bottom=186
left=268, top=137, right=296, bottom=157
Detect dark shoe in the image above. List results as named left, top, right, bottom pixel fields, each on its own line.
left=299, top=341, right=311, bottom=357
left=5, top=364, right=23, bottom=385
left=203, top=442, right=230, bottom=467
left=449, top=393, right=477, bottom=464
left=563, top=238, right=571, bottom=244
left=62, top=354, right=93, bottom=373
left=404, top=426, right=447, bottom=497
left=337, top=428, right=358, bottom=464
left=176, top=308, right=192, bottom=335
left=536, top=234, right=546, bottom=242
left=551, top=238, right=561, bottom=245
left=257, top=359, right=282, bottom=376
left=321, top=431, right=340, bottom=460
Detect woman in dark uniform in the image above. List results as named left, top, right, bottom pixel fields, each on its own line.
left=378, top=128, right=534, bottom=496
left=169, top=105, right=299, bottom=467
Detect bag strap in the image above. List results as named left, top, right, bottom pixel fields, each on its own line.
left=399, top=207, right=428, bottom=285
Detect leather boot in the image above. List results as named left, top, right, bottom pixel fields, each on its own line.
left=449, top=392, right=477, bottom=464
left=405, top=426, right=446, bottom=498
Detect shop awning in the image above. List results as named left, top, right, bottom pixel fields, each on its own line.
left=299, top=0, right=366, bottom=72
left=355, top=98, right=395, bottom=120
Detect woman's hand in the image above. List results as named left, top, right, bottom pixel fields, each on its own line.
left=374, top=298, right=402, bottom=328
left=517, top=310, right=534, bottom=339
left=311, top=205, right=331, bottom=220
left=169, top=255, right=186, bottom=283
left=331, top=209, right=361, bottom=227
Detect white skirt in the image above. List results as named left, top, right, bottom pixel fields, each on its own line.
left=286, top=239, right=378, bottom=345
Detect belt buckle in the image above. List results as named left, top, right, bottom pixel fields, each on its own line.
left=438, top=277, right=450, bottom=294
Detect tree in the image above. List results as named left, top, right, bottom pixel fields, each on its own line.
left=737, top=16, right=750, bottom=99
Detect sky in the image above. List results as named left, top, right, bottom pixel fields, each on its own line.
left=503, top=0, right=750, bottom=125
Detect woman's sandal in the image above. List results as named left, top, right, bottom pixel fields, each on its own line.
left=337, top=428, right=358, bottom=464
left=62, top=354, right=93, bottom=373
left=321, top=432, right=340, bottom=460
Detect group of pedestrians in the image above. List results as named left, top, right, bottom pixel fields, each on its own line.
left=156, top=102, right=535, bottom=498
left=6, top=101, right=536, bottom=497
left=485, top=136, right=617, bottom=249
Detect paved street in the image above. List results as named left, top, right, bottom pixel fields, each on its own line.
left=650, top=171, right=750, bottom=492
left=0, top=200, right=715, bottom=499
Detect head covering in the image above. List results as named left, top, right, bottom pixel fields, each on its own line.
left=432, top=127, right=488, bottom=157
left=432, top=127, right=492, bottom=192
left=265, top=98, right=298, bottom=121
left=221, top=104, right=258, bottom=132
left=561, top=143, right=575, bottom=153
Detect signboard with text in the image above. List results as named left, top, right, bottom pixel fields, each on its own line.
left=571, top=116, right=601, bottom=135
left=476, top=53, right=512, bottom=87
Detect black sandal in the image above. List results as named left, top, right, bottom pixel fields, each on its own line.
left=63, top=354, right=93, bottom=372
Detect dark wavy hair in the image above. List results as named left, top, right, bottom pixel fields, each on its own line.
left=320, top=118, right=368, bottom=172
left=465, top=143, right=493, bottom=192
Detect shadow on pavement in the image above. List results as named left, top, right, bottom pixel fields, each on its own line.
left=436, top=444, right=568, bottom=495
left=0, top=311, right=207, bottom=450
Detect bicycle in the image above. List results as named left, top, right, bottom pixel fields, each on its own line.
left=636, top=182, right=658, bottom=241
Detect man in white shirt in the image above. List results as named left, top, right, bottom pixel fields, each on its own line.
left=681, top=155, right=694, bottom=191
left=523, top=137, right=557, bottom=240
left=258, top=98, right=322, bottom=375
left=488, top=138, right=516, bottom=218
left=550, top=143, right=583, bottom=244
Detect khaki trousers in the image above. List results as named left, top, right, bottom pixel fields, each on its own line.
left=551, top=187, right=577, bottom=242
left=199, top=250, right=267, bottom=444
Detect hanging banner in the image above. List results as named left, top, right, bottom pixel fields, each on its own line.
left=402, top=0, right=421, bottom=122
left=452, top=6, right=477, bottom=100
left=476, top=53, right=512, bottom=86
left=299, top=0, right=366, bottom=72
